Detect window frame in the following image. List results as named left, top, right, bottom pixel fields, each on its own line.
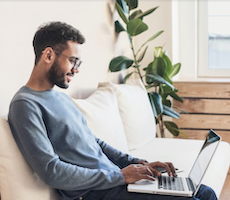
left=197, top=0, right=230, bottom=78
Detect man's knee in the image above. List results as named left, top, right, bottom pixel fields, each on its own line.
left=195, top=185, right=217, bottom=200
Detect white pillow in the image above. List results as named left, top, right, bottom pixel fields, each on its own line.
left=0, top=117, right=59, bottom=200
left=99, top=79, right=156, bottom=150
left=71, top=87, right=129, bottom=153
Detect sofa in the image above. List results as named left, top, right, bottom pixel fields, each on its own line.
left=0, top=79, right=230, bottom=200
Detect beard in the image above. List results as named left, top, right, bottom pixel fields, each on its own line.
left=49, top=58, right=70, bottom=89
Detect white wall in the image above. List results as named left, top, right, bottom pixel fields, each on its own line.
left=135, top=0, right=172, bottom=69
left=172, top=0, right=198, bottom=80
left=0, top=0, right=172, bottom=116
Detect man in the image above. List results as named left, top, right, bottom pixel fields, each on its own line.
left=8, top=22, right=217, bottom=200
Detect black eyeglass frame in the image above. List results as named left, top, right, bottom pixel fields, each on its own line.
left=53, top=49, right=82, bottom=70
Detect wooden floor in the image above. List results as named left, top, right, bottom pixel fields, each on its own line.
left=219, top=171, right=230, bottom=200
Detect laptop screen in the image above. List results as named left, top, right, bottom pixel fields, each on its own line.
left=189, top=130, right=221, bottom=189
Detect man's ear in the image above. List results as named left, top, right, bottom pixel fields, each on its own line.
left=42, top=47, right=55, bottom=63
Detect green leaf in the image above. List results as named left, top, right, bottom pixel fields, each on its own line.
left=115, top=21, right=125, bottom=33
left=129, top=10, right=143, bottom=20
left=127, top=18, right=148, bottom=36
left=154, top=46, right=164, bottom=58
left=116, top=0, right=129, bottom=13
left=123, top=72, right=134, bottom=83
left=161, top=85, right=183, bottom=102
left=148, top=93, right=157, bottom=117
left=134, top=6, right=159, bottom=19
left=164, top=121, right=180, bottom=136
left=146, top=74, right=175, bottom=90
left=125, top=0, right=138, bottom=10
left=169, top=91, right=183, bottom=102
left=162, top=90, right=183, bottom=103
left=161, top=85, right=172, bottom=92
left=155, top=57, right=166, bottom=77
left=109, top=56, right=134, bottom=72
left=148, top=92, right=163, bottom=116
left=146, top=31, right=164, bottom=44
left=163, top=71, right=173, bottom=85
left=163, top=105, right=179, bottom=119
left=137, top=31, right=164, bottom=54
left=146, top=57, right=166, bottom=78
left=169, top=63, right=181, bottom=78
left=163, top=99, right=171, bottom=107
left=137, top=46, right=148, bottom=62
left=162, top=53, right=172, bottom=75
left=178, top=130, right=188, bottom=138
left=116, top=1, right=128, bottom=24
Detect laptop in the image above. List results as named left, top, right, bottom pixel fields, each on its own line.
left=127, top=129, right=221, bottom=197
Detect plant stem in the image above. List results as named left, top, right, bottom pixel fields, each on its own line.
left=155, top=86, right=165, bottom=137
left=158, top=114, right=165, bottom=138
left=129, top=35, right=143, bottom=82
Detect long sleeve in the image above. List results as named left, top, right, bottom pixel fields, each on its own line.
left=8, top=87, right=129, bottom=200
left=9, top=99, right=125, bottom=191
left=96, top=138, right=142, bottom=168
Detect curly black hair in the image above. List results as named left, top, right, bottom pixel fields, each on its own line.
left=33, top=21, right=85, bottom=64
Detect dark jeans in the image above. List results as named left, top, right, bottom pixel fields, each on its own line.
left=78, top=184, right=217, bottom=200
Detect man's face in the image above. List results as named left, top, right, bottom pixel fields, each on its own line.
left=49, top=41, right=82, bottom=89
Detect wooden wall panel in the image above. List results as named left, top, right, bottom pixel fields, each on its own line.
left=174, top=114, right=230, bottom=130
left=174, top=82, right=230, bottom=98
left=173, top=81, right=230, bottom=143
left=176, top=129, right=230, bottom=142
left=174, top=99, right=230, bottom=114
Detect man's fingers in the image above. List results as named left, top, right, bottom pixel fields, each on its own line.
left=121, top=164, right=157, bottom=184
left=166, top=162, right=177, bottom=177
left=159, top=162, right=174, bottom=177
left=146, top=166, right=154, bottom=177
left=149, top=167, right=162, bottom=177
left=137, top=165, right=157, bottom=181
left=140, top=166, right=156, bottom=181
left=146, top=161, right=177, bottom=177
left=121, top=161, right=177, bottom=184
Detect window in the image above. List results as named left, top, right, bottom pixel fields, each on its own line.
left=198, top=0, right=230, bottom=77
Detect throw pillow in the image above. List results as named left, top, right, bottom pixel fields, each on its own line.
left=71, top=87, right=129, bottom=153
left=99, top=79, right=156, bottom=150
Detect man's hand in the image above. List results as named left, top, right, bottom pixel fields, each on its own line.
left=144, top=161, right=177, bottom=178
left=121, top=161, right=177, bottom=184
left=121, top=164, right=156, bottom=184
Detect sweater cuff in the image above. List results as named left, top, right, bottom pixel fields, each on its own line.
left=138, top=159, right=149, bottom=165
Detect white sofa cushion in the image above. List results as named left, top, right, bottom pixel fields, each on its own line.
left=99, top=79, right=156, bottom=151
left=71, top=87, right=129, bottom=153
left=0, top=117, right=59, bottom=200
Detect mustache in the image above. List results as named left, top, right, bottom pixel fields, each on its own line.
left=66, top=72, right=75, bottom=76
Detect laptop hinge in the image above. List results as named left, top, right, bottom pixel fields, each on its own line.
left=186, top=177, right=196, bottom=193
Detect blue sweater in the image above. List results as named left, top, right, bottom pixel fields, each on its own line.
left=8, top=86, right=141, bottom=199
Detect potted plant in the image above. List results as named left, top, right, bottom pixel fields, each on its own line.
left=109, top=0, right=183, bottom=138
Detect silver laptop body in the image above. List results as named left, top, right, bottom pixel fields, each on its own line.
left=127, top=129, right=221, bottom=197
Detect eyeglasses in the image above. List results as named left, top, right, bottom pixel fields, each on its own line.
left=53, top=49, right=82, bottom=70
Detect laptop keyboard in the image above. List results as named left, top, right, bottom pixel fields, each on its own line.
left=158, top=176, right=185, bottom=191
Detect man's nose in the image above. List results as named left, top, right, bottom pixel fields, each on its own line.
left=72, top=67, right=79, bottom=74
